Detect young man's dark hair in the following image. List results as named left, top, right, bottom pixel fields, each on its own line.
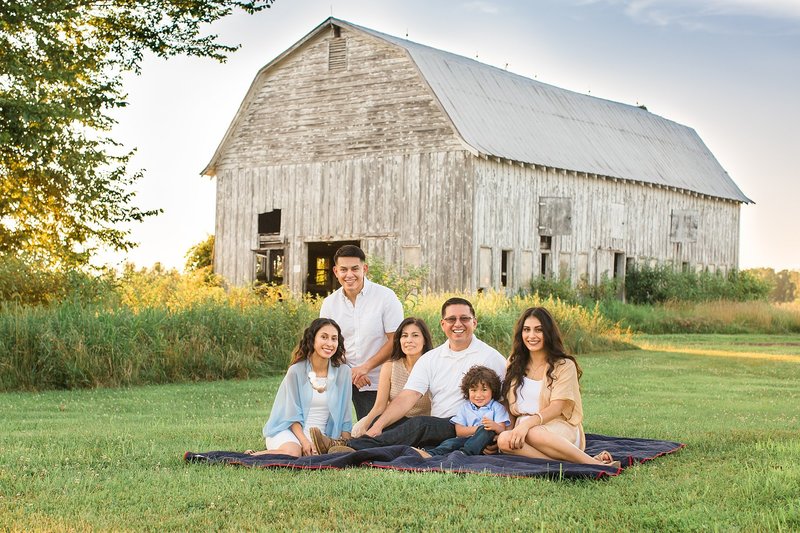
left=333, top=244, right=366, bottom=264
left=440, top=297, right=476, bottom=317
left=460, top=365, right=502, bottom=401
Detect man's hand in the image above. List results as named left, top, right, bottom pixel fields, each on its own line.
left=351, top=364, right=372, bottom=389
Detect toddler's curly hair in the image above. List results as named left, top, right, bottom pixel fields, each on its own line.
left=460, top=365, right=502, bottom=401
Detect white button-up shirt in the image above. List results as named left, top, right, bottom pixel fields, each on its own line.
left=319, top=278, right=403, bottom=391
left=404, top=336, right=507, bottom=418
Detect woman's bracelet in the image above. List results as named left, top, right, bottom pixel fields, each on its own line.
left=535, top=412, right=544, bottom=425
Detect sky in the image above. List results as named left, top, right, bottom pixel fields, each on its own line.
left=103, top=0, right=800, bottom=272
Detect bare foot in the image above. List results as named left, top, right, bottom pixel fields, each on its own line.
left=412, top=447, right=432, bottom=459
left=593, top=450, right=613, bottom=463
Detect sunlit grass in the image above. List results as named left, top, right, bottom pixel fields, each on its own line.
left=2, top=336, right=798, bottom=531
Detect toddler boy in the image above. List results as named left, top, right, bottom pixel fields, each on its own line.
left=419, top=365, right=510, bottom=457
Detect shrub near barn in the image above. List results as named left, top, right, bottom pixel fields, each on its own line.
left=624, top=265, right=770, bottom=304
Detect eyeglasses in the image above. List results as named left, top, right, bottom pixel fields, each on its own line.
left=442, top=315, right=474, bottom=325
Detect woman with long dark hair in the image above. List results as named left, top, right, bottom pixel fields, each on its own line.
left=497, top=307, right=618, bottom=467
left=350, top=317, right=434, bottom=437
left=247, top=318, right=352, bottom=457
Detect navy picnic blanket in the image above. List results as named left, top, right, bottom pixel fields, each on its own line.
left=184, top=433, right=684, bottom=479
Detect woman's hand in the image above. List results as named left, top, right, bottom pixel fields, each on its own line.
left=365, top=423, right=383, bottom=438
left=351, top=418, right=368, bottom=438
left=300, top=437, right=314, bottom=456
left=508, top=425, right=529, bottom=449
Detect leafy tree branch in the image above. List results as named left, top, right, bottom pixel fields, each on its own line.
left=0, top=0, right=274, bottom=267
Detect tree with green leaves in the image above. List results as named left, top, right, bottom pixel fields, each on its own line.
left=0, top=0, right=274, bottom=268
left=185, top=234, right=214, bottom=272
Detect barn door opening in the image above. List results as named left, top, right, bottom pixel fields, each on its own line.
left=305, top=240, right=360, bottom=297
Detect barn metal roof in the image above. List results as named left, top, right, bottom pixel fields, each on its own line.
left=343, top=19, right=751, bottom=203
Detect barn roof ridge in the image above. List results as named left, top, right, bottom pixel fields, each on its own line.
left=203, top=16, right=751, bottom=204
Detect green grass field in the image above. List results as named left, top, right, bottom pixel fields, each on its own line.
left=2, top=335, right=799, bottom=531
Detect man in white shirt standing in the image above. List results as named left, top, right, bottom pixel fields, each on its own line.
left=312, top=297, right=507, bottom=452
left=319, top=245, right=404, bottom=420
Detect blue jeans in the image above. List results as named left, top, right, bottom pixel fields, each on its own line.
left=347, top=416, right=455, bottom=450
left=425, top=426, right=496, bottom=456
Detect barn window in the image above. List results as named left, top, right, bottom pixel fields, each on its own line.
left=328, top=35, right=347, bottom=71
left=258, top=209, right=281, bottom=235
left=501, top=250, right=512, bottom=288
left=540, top=236, right=552, bottom=277
left=256, top=249, right=285, bottom=284
left=670, top=209, right=699, bottom=243
left=613, top=253, right=625, bottom=279
left=540, top=253, right=551, bottom=277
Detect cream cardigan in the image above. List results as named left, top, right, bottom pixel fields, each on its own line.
left=506, top=358, right=585, bottom=449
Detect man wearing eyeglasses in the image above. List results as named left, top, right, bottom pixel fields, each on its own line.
left=311, top=297, right=507, bottom=453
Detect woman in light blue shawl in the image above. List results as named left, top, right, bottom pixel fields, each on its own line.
left=247, top=318, right=352, bottom=457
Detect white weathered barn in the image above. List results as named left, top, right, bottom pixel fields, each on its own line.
left=202, top=17, right=751, bottom=296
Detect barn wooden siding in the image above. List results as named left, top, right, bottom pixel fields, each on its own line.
left=215, top=150, right=474, bottom=292
left=213, top=25, right=472, bottom=291
left=210, top=19, right=744, bottom=294
left=473, top=158, right=741, bottom=291
left=214, top=28, right=461, bottom=169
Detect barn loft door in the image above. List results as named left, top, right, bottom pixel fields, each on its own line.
left=538, top=197, right=573, bottom=236
left=305, top=240, right=360, bottom=297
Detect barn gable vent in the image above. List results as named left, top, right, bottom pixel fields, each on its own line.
left=328, top=36, right=347, bottom=71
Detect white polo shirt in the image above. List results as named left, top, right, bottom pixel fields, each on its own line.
left=319, top=278, right=403, bottom=391
left=404, top=336, right=507, bottom=418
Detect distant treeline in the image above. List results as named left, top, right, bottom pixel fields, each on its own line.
left=746, top=268, right=800, bottom=303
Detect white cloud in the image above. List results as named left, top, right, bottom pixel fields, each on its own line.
left=571, top=0, right=800, bottom=32
left=703, top=0, right=800, bottom=18
left=462, top=1, right=500, bottom=15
